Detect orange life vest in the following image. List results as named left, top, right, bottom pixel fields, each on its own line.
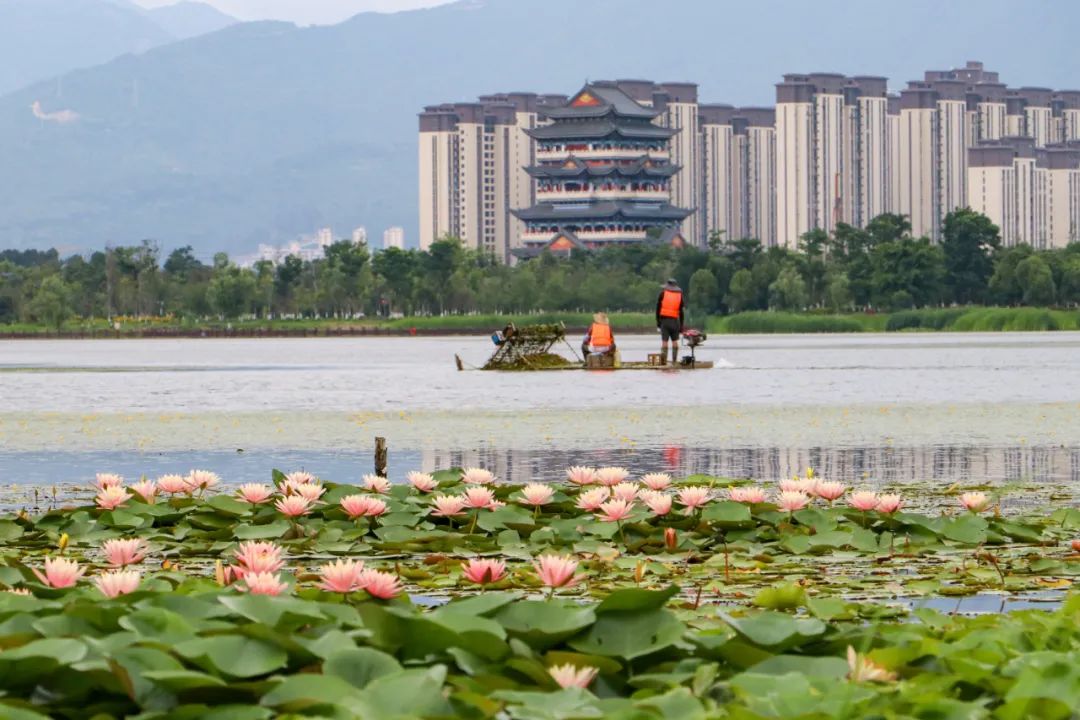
left=590, top=322, right=613, bottom=347
left=660, top=289, right=682, bottom=318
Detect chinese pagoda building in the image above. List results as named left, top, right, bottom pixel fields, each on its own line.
left=512, top=82, right=692, bottom=257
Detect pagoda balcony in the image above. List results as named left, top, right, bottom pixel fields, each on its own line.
left=536, top=147, right=670, bottom=162
left=535, top=188, right=670, bottom=201
left=521, top=228, right=650, bottom=242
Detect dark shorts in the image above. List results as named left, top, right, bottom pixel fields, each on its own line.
left=659, top=317, right=681, bottom=341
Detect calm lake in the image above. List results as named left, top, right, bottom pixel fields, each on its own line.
left=2, top=333, right=1079, bottom=492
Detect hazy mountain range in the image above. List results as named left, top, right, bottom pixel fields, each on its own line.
left=1, top=0, right=1079, bottom=256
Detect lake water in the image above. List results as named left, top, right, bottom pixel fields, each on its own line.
left=2, top=333, right=1080, bottom=493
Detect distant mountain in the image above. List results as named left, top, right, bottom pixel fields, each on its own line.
left=0, top=0, right=173, bottom=96
left=146, top=1, right=237, bottom=41
left=1, top=0, right=1079, bottom=255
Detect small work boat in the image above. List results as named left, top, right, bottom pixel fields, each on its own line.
left=455, top=323, right=713, bottom=371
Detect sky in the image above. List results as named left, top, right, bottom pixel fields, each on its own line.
left=131, top=0, right=452, bottom=25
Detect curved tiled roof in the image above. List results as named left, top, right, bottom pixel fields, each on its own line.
left=526, top=156, right=680, bottom=179
left=526, top=121, right=675, bottom=141
left=513, top=200, right=693, bottom=222
left=542, top=83, right=661, bottom=120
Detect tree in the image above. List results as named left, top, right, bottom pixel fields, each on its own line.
left=27, top=275, right=72, bottom=329
left=826, top=273, right=853, bottom=312
left=207, top=263, right=256, bottom=319
left=870, top=238, right=946, bottom=309
left=687, top=268, right=719, bottom=315
left=941, top=208, right=1001, bottom=304
left=768, top=265, right=808, bottom=310
left=1015, top=255, right=1056, bottom=306
left=725, top=269, right=756, bottom=312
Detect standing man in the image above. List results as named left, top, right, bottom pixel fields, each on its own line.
left=655, top=278, right=684, bottom=365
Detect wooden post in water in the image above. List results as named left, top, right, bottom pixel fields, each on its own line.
left=374, top=437, right=388, bottom=478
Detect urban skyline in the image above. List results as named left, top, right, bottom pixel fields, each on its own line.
left=419, top=60, right=1080, bottom=262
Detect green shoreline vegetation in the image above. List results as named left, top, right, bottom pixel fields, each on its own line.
left=3, top=208, right=1080, bottom=336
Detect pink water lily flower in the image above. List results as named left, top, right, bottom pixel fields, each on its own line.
left=519, top=483, right=554, bottom=507
left=776, top=490, right=810, bottom=513
left=596, top=498, right=635, bottom=522
left=640, top=473, right=672, bottom=491
left=341, top=494, right=388, bottom=519
left=360, top=474, right=390, bottom=494
left=594, top=467, right=630, bottom=487
left=549, top=663, right=598, bottom=689
left=959, top=491, right=989, bottom=513
left=575, top=487, right=610, bottom=511
left=463, top=486, right=497, bottom=510
left=611, top=482, right=639, bottom=502
left=641, top=491, right=673, bottom=516
left=407, top=472, right=438, bottom=493
left=284, top=470, right=316, bottom=487
left=295, top=483, right=326, bottom=503
left=729, top=486, right=767, bottom=504
left=129, top=479, right=157, bottom=503
left=565, top=466, right=596, bottom=486
left=677, top=486, right=711, bottom=512
left=875, top=494, right=903, bottom=514
left=103, top=538, right=147, bottom=567
left=96, top=485, right=132, bottom=511
left=95, top=569, right=140, bottom=598
left=357, top=569, right=402, bottom=599
left=849, top=491, right=879, bottom=511
left=185, top=469, right=220, bottom=492
left=814, top=480, right=847, bottom=503
left=461, top=467, right=496, bottom=485
left=235, top=541, right=284, bottom=574
left=431, top=494, right=467, bottom=517
left=780, top=477, right=816, bottom=494
left=156, top=474, right=188, bottom=495
left=236, top=483, right=274, bottom=504
left=275, top=495, right=312, bottom=518
left=534, top=554, right=585, bottom=589
left=847, top=646, right=897, bottom=683
left=33, top=557, right=85, bottom=588
left=240, top=572, right=288, bottom=596
left=94, top=473, right=124, bottom=491
left=319, top=559, right=365, bottom=593
left=462, top=558, right=507, bottom=585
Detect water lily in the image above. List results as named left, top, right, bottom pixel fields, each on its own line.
left=518, top=483, right=554, bottom=507
left=341, top=494, right=388, bottom=519
left=462, top=486, right=497, bottom=509
left=318, top=559, right=365, bottom=593
left=847, top=646, right=897, bottom=683
left=240, top=572, right=288, bottom=596
left=664, top=527, right=678, bottom=550
left=33, top=557, right=85, bottom=588
left=407, top=471, right=438, bottom=493
left=362, top=474, right=391, bottom=494
left=103, top=538, right=147, bottom=567
left=236, top=483, right=274, bottom=504
left=156, top=474, right=188, bottom=495
left=294, top=482, right=327, bottom=503
left=640, top=472, right=672, bottom=491
left=234, top=541, right=285, bottom=574
left=94, top=473, right=124, bottom=491
left=461, top=467, right=496, bottom=485
left=960, top=491, right=989, bottom=513
left=96, top=485, right=132, bottom=511
left=130, top=479, right=157, bottom=503
left=677, top=486, right=711, bottom=513
left=641, top=491, right=673, bottom=516
left=95, top=569, right=140, bottom=598
left=534, top=554, right=584, bottom=591
left=596, top=498, right=634, bottom=522
left=876, top=494, right=903, bottom=514
left=776, top=491, right=810, bottom=513
left=729, top=485, right=767, bottom=504
left=462, top=558, right=506, bottom=585
left=575, top=487, right=610, bottom=511
left=431, top=494, right=467, bottom=517
left=594, top=467, right=630, bottom=487
left=185, top=469, right=220, bottom=493
left=566, top=466, right=596, bottom=486
left=284, top=470, right=316, bottom=487
left=849, top=491, right=879, bottom=511
left=357, top=569, right=402, bottom=599
left=780, top=477, right=816, bottom=494
left=611, top=482, right=639, bottom=502
left=548, top=663, right=598, bottom=689
left=814, top=480, right=847, bottom=503
left=274, top=495, right=312, bottom=518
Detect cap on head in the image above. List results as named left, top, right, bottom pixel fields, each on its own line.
left=665, top=278, right=678, bottom=286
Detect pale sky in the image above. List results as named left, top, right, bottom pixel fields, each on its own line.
left=131, top=0, right=453, bottom=25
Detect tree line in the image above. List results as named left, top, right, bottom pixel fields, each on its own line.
left=3, top=209, right=1080, bottom=329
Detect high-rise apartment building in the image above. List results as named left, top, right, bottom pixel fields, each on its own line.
left=382, top=226, right=405, bottom=250
left=700, top=105, right=776, bottom=245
